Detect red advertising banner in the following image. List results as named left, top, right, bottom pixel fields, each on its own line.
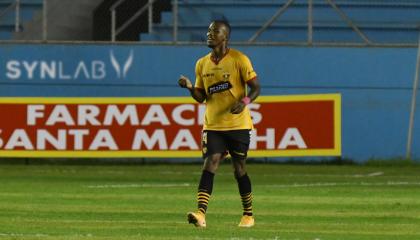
left=0, top=94, right=341, bottom=158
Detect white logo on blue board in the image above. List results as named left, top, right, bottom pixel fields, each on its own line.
left=4, top=49, right=135, bottom=81
left=110, top=50, right=134, bottom=79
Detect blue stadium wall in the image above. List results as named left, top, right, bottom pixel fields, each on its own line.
left=0, top=43, right=418, bottom=162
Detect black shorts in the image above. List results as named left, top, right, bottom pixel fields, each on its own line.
left=201, top=130, right=251, bottom=160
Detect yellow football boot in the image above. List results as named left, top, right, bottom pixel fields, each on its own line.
left=187, top=211, right=206, bottom=228
left=238, top=215, right=255, bottom=227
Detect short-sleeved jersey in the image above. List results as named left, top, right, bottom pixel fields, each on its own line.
left=194, top=48, right=257, bottom=130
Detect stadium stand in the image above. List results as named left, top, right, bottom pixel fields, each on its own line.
left=139, top=0, right=420, bottom=44
left=0, top=0, right=42, bottom=39
left=93, top=0, right=171, bottom=41
left=2, top=0, right=419, bottom=43
left=0, top=0, right=104, bottom=40
left=14, top=0, right=103, bottom=40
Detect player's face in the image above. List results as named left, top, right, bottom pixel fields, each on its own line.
left=207, top=22, right=228, bottom=48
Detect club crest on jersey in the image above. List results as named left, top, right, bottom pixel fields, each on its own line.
left=208, top=81, right=232, bottom=95
left=222, top=73, right=230, bottom=80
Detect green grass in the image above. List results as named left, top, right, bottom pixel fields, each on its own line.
left=0, top=163, right=420, bottom=239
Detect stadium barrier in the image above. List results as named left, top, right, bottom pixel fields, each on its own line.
left=0, top=95, right=340, bottom=158
left=0, top=43, right=418, bottom=161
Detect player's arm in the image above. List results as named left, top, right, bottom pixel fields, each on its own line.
left=230, top=78, right=261, bottom=114
left=178, top=75, right=207, bottom=103
left=245, top=77, right=261, bottom=102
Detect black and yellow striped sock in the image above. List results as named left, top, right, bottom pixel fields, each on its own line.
left=197, top=170, right=214, bottom=214
left=236, top=173, right=253, bottom=216
left=197, top=191, right=210, bottom=214
left=240, top=192, right=253, bottom=216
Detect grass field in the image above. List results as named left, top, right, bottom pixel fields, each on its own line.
left=1, top=162, right=420, bottom=240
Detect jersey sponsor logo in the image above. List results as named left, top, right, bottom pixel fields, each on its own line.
left=202, top=73, right=215, bottom=78
left=208, top=81, right=232, bottom=95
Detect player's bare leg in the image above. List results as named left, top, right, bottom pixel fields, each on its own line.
left=203, top=153, right=223, bottom=173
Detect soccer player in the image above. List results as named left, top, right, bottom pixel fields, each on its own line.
left=178, top=20, right=261, bottom=228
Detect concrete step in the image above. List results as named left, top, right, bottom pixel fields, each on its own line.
left=13, top=0, right=102, bottom=40
left=0, top=26, right=12, bottom=39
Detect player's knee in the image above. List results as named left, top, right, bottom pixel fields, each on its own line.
left=203, top=162, right=217, bottom=173
left=232, top=159, right=246, bottom=178
left=204, top=154, right=222, bottom=171
left=208, top=159, right=218, bottom=169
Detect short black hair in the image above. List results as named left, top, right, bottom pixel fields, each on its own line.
left=213, top=19, right=231, bottom=38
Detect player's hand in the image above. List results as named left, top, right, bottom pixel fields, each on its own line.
left=230, top=101, right=246, bottom=114
left=178, top=75, right=193, bottom=90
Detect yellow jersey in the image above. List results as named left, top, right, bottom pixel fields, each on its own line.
left=194, top=48, right=257, bottom=130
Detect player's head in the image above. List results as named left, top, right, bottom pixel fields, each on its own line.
left=207, top=20, right=231, bottom=48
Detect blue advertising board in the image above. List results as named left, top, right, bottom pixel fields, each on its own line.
left=0, top=43, right=418, bottom=161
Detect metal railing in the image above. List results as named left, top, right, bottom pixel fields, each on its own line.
left=0, top=0, right=418, bottom=47
left=110, top=0, right=158, bottom=42
left=42, top=0, right=47, bottom=41
left=249, top=0, right=372, bottom=44
left=0, top=0, right=20, bottom=32
left=172, top=0, right=178, bottom=42
left=248, top=0, right=295, bottom=43
left=103, top=0, right=417, bottom=47
left=406, top=31, right=420, bottom=159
